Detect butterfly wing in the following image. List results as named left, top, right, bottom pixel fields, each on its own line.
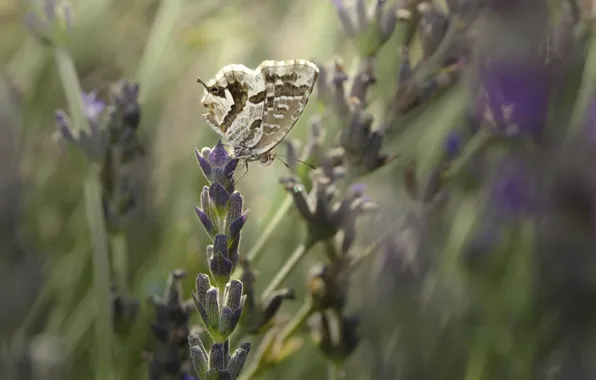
left=199, top=64, right=260, bottom=142
left=250, top=60, right=319, bottom=154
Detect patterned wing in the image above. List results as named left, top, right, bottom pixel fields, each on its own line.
left=250, top=60, right=319, bottom=153
left=199, top=64, right=263, bottom=144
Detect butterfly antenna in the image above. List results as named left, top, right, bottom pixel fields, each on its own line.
left=274, top=155, right=290, bottom=169
left=276, top=154, right=316, bottom=170
left=197, top=77, right=208, bottom=89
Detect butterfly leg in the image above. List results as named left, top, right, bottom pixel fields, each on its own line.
left=233, top=161, right=250, bottom=183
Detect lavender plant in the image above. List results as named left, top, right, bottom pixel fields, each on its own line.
left=24, top=3, right=152, bottom=379
left=25, top=1, right=114, bottom=376
left=185, top=142, right=251, bottom=380
left=145, top=269, right=195, bottom=380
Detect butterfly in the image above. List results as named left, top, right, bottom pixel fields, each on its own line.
left=197, top=59, right=319, bottom=168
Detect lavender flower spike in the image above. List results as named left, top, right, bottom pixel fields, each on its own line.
left=53, top=91, right=107, bottom=161
left=193, top=142, right=247, bottom=285
left=189, top=141, right=251, bottom=380
left=23, top=0, right=72, bottom=46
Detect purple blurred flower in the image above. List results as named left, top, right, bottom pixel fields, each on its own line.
left=54, top=91, right=107, bottom=161
left=476, top=61, right=551, bottom=136
left=23, top=0, right=72, bottom=45
left=55, top=91, right=106, bottom=140
left=82, top=91, right=106, bottom=123
left=443, top=131, right=462, bottom=157
left=329, top=0, right=398, bottom=55
left=489, top=158, right=539, bottom=218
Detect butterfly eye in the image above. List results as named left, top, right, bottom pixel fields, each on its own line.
left=209, top=87, right=219, bottom=95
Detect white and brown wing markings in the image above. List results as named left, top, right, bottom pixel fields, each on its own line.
left=255, top=67, right=319, bottom=152
left=206, top=80, right=249, bottom=134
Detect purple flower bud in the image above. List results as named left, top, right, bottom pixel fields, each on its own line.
left=209, top=250, right=233, bottom=280
left=443, top=131, right=462, bottom=156
left=110, top=80, right=140, bottom=107
left=350, top=183, right=365, bottom=197
left=280, top=178, right=313, bottom=222
left=363, top=131, right=388, bottom=171
left=417, top=3, right=449, bottom=59
left=223, top=159, right=238, bottom=180
left=210, top=141, right=231, bottom=167
left=209, top=182, right=230, bottom=212
left=489, top=158, right=538, bottom=218
left=227, top=192, right=244, bottom=223
left=53, top=91, right=108, bottom=161
left=398, top=47, right=412, bottom=84
left=54, top=110, right=73, bottom=141
left=81, top=91, right=106, bottom=123
left=213, top=234, right=228, bottom=258
left=228, top=238, right=240, bottom=269
left=205, top=288, right=220, bottom=332
left=350, top=60, right=376, bottom=108
left=227, top=343, right=251, bottom=379
left=24, top=0, right=72, bottom=46
left=260, top=289, right=295, bottom=330
left=195, top=274, right=211, bottom=306
left=209, top=343, right=225, bottom=370
left=223, top=280, right=243, bottom=308
left=200, top=186, right=211, bottom=215
left=229, top=212, right=248, bottom=240
left=379, top=1, right=398, bottom=40
left=198, top=142, right=238, bottom=192
left=195, top=147, right=212, bottom=179
left=194, top=205, right=216, bottom=237
left=331, top=0, right=357, bottom=38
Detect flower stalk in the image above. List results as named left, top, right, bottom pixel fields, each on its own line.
left=188, top=142, right=251, bottom=380
left=46, top=15, right=114, bottom=379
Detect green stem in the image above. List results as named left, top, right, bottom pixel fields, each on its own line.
left=463, top=340, right=488, bottom=380
left=328, top=361, right=341, bottom=380
left=246, top=195, right=293, bottom=264
left=84, top=165, right=114, bottom=380
left=567, top=23, right=596, bottom=140
left=278, top=300, right=314, bottom=344
left=110, top=232, right=128, bottom=293
left=413, top=17, right=464, bottom=85
left=348, top=225, right=395, bottom=272
left=237, top=302, right=313, bottom=380
left=245, top=130, right=318, bottom=266
left=54, top=44, right=113, bottom=380
left=261, top=240, right=316, bottom=302
left=442, top=128, right=493, bottom=180
left=136, top=0, right=183, bottom=103
left=54, top=47, right=91, bottom=135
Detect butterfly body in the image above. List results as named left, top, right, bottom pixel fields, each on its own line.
left=198, top=59, right=319, bottom=165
